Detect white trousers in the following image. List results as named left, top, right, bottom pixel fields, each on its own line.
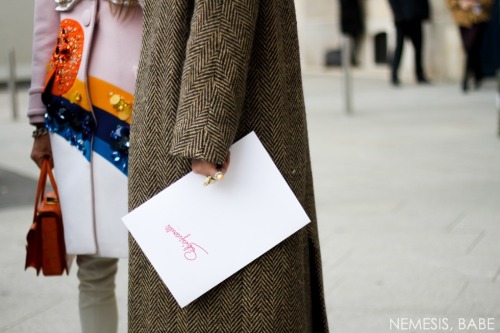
left=77, top=255, right=119, bottom=333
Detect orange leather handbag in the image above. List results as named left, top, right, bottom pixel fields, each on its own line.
left=25, top=158, right=69, bottom=276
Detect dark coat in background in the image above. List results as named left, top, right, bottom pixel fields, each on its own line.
left=388, top=0, right=430, bottom=22
left=128, top=0, right=329, bottom=332
left=340, top=0, right=365, bottom=37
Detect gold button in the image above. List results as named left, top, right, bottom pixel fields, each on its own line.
left=109, top=94, right=121, bottom=106
left=70, top=91, right=82, bottom=103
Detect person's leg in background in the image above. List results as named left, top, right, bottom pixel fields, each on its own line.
left=77, top=255, right=119, bottom=333
left=459, top=25, right=485, bottom=92
left=459, top=26, right=472, bottom=92
left=407, top=19, right=429, bottom=84
left=469, top=23, right=486, bottom=89
left=391, top=21, right=406, bottom=86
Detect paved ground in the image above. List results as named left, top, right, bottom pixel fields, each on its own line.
left=1, top=72, right=499, bottom=333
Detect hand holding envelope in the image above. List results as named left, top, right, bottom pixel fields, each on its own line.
left=123, top=132, right=310, bottom=308
left=191, top=152, right=231, bottom=186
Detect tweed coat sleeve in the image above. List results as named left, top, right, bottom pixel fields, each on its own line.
left=28, top=0, right=60, bottom=125
left=169, top=1, right=259, bottom=165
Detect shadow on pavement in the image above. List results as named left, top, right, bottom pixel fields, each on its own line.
left=0, top=168, right=36, bottom=209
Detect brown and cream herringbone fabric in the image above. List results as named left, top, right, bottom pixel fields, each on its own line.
left=128, top=0, right=329, bottom=332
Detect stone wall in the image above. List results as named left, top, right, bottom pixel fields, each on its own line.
left=0, top=0, right=35, bottom=81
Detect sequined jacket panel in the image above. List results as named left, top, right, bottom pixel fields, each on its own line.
left=28, top=0, right=141, bottom=125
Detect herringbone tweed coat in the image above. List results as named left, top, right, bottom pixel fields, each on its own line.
left=128, top=0, right=329, bottom=332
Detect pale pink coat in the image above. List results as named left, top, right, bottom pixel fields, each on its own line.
left=28, top=0, right=143, bottom=257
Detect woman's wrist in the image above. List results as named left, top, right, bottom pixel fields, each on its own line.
left=32, top=125, right=49, bottom=138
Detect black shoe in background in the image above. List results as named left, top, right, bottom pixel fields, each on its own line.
left=462, top=77, right=469, bottom=93
left=474, top=77, right=483, bottom=90
left=417, top=77, right=431, bottom=85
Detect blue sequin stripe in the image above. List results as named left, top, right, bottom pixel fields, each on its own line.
left=44, top=93, right=130, bottom=175
left=92, top=106, right=129, bottom=175
left=44, top=94, right=94, bottom=161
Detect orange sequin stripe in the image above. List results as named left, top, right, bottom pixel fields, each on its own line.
left=60, top=77, right=134, bottom=124
left=46, top=19, right=84, bottom=96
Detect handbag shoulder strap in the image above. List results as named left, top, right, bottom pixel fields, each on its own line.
left=45, top=160, right=60, bottom=199
left=32, top=159, right=60, bottom=221
left=32, top=159, right=49, bottom=222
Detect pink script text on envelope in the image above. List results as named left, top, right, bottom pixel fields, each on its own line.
left=164, top=224, right=209, bottom=261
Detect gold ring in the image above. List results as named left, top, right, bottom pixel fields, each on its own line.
left=203, top=171, right=224, bottom=186
left=203, top=176, right=215, bottom=186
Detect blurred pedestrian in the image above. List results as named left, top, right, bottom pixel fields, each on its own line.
left=127, top=1, right=329, bottom=332
left=447, top=0, right=494, bottom=92
left=388, top=0, right=431, bottom=86
left=339, top=0, right=365, bottom=66
left=27, top=0, right=142, bottom=332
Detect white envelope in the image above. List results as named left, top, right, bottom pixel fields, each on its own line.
left=122, top=132, right=310, bottom=308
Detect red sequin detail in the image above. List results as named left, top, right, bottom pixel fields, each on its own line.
left=48, top=19, right=84, bottom=96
